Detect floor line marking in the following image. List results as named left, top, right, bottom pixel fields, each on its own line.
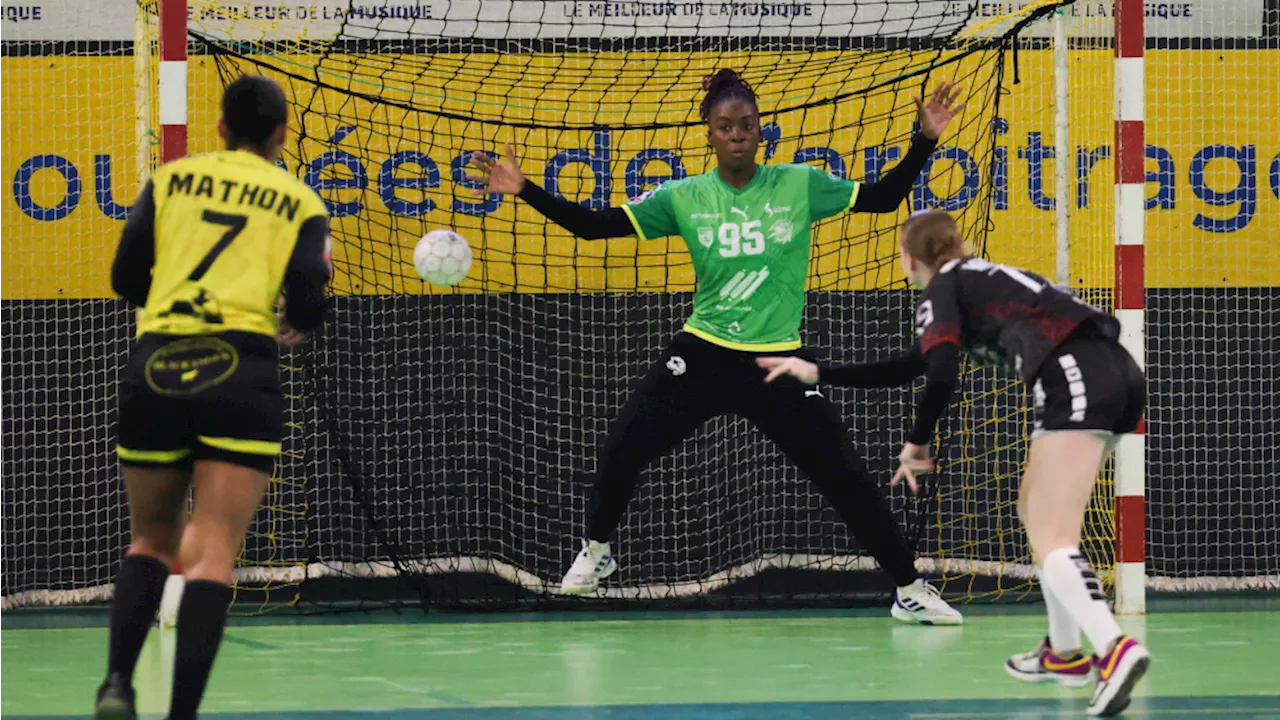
left=910, top=708, right=1280, bottom=719
left=346, top=676, right=475, bottom=706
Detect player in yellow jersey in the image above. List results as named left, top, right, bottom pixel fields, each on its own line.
left=95, top=76, right=330, bottom=720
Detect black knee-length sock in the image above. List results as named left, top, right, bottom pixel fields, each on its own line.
left=106, top=554, right=170, bottom=680
left=168, top=580, right=234, bottom=720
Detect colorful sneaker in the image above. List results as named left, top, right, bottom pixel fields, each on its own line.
left=890, top=578, right=963, bottom=625
left=1004, top=637, right=1093, bottom=687
left=1089, top=635, right=1151, bottom=717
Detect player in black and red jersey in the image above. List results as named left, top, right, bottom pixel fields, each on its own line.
left=756, top=210, right=1150, bottom=717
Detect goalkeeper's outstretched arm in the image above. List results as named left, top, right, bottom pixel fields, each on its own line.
left=467, top=142, right=636, bottom=241
left=850, top=133, right=938, bottom=214
left=849, top=81, right=966, bottom=213
left=516, top=181, right=635, bottom=240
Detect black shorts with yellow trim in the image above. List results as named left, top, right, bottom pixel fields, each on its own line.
left=117, top=331, right=284, bottom=474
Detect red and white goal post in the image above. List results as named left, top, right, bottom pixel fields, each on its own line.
left=1110, top=0, right=1146, bottom=616
left=154, top=0, right=190, bottom=628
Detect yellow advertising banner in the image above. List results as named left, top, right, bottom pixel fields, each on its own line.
left=3, top=50, right=1276, bottom=299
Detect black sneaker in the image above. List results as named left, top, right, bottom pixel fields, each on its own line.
left=94, top=672, right=137, bottom=720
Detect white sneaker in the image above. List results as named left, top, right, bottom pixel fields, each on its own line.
left=559, top=538, right=617, bottom=595
left=891, top=578, right=964, bottom=625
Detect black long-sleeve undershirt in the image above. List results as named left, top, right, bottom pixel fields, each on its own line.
left=907, top=344, right=962, bottom=445
left=281, top=216, right=330, bottom=333
left=818, top=342, right=962, bottom=446
left=111, top=181, right=157, bottom=307
left=516, top=182, right=634, bottom=239
left=515, top=131, right=940, bottom=239
left=818, top=347, right=926, bottom=388
left=850, top=132, right=938, bottom=213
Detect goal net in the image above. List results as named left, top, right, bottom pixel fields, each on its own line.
left=189, top=0, right=1084, bottom=608
left=2, top=0, right=1276, bottom=611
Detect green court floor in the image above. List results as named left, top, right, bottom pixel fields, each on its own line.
left=3, top=598, right=1278, bottom=719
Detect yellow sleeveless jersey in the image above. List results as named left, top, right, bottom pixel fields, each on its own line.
left=139, top=150, right=328, bottom=337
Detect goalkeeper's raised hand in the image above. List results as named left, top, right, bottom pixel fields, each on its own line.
left=915, top=80, right=966, bottom=141
left=469, top=142, right=525, bottom=195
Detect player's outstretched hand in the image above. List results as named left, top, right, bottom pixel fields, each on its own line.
left=756, top=356, right=820, bottom=385
left=891, top=442, right=934, bottom=495
left=469, top=142, right=525, bottom=196
left=278, top=324, right=306, bottom=348
left=915, top=80, right=966, bottom=141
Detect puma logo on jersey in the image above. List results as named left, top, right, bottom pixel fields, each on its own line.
left=805, top=388, right=823, bottom=398
left=730, top=207, right=749, bottom=219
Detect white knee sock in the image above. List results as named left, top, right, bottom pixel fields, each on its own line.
left=1040, top=568, right=1083, bottom=655
left=1039, top=547, right=1123, bottom=655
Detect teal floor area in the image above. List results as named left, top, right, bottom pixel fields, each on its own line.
left=3, top=596, right=1278, bottom=719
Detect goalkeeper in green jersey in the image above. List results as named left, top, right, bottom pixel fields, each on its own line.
left=471, top=70, right=965, bottom=624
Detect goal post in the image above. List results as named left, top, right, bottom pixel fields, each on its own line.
left=1036, top=0, right=1146, bottom=615
left=153, top=0, right=190, bottom=628
left=1111, top=0, right=1146, bottom=615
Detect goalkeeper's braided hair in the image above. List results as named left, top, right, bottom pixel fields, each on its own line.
left=700, top=69, right=757, bottom=121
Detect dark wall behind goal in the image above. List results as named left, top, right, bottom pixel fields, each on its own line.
left=3, top=289, right=1275, bottom=605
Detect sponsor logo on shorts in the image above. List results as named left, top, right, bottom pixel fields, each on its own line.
left=145, top=336, right=240, bottom=396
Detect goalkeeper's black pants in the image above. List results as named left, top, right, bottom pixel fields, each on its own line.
left=585, top=332, right=921, bottom=588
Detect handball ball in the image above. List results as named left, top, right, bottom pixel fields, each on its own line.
left=413, top=229, right=473, bottom=287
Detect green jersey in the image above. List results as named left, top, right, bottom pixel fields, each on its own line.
left=622, top=164, right=860, bottom=351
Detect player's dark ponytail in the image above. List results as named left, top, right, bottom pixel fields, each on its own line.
left=700, top=69, right=757, bottom=121
left=902, top=210, right=966, bottom=269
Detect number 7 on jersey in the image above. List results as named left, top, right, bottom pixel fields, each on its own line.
left=190, top=210, right=248, bottom=281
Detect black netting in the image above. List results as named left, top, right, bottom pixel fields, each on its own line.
left=187, top=1, right=1070, bottom=611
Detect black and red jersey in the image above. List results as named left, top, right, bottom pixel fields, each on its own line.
left=914, top=257, right=1119, bottom=382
